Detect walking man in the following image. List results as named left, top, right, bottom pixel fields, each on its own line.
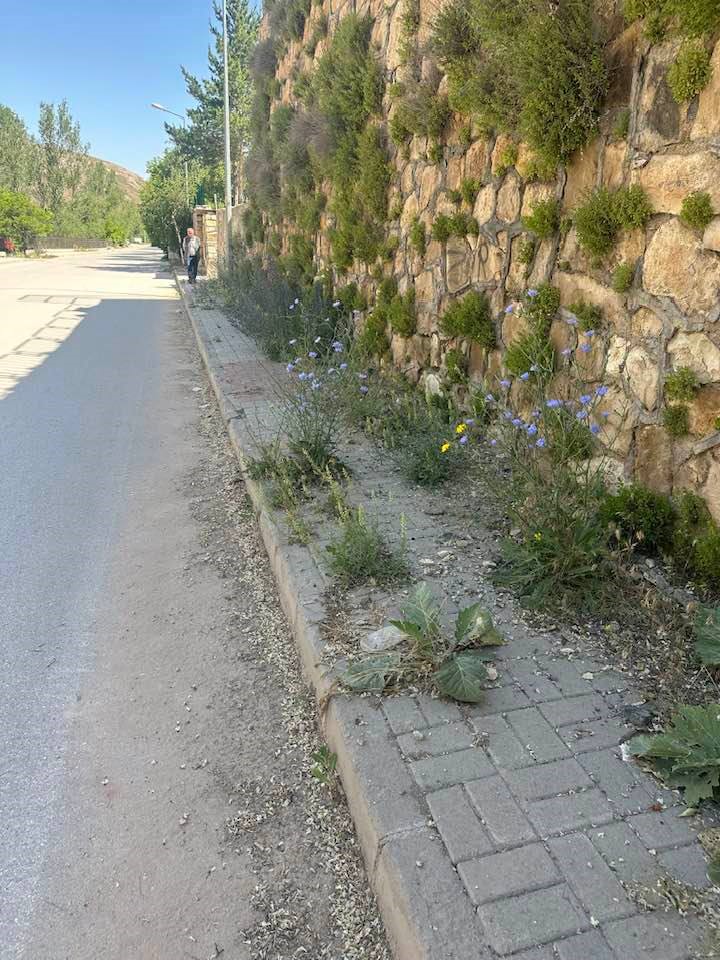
left=183, top=227, right=201, bottom=284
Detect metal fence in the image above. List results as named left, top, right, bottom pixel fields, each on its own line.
left=39, top=236, right=107, bottom=250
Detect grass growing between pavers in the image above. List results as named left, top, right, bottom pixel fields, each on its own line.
left=186, top=271, right=720, bottom=959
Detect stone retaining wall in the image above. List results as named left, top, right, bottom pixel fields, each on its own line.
left=255, top=0, right=720, bottom=518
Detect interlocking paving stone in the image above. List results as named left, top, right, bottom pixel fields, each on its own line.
left=398, top=721, right=474, bottom=759
left=503, top=758, right=593, bottom=802
left=579, top=747, right=655, bottom=815
left=426, top=786, right=493, bottom=864
left=537, top=657, right=593, bottom=697
left=466, top=775, right=536, bottom=847
left=509, top=659, right=563, bottom=702
left=660, top=845, right=711, bottom=889
left=477, top=885, right=588, bottom=955
left=629, top=810, right=698, bottom=851
left=410, top=748, right=494, bottom=791
left=554, top=930, right=616, bottom=960
left=458, top=842, right=559, bottom=905
left=382, top=696, right=427, bottom=735
left=590, top=821, right=664, bottom=885
left=192, top=297, right=716, bottom=960
left=548, top=832, right=634, bottom=922
left=464, top=683, right=532, bottom=716
left=539, top=693, right=611, bottom=728
left=506, top=706, right=572, bottom=763
left=470, top=714, right=532, bottom=769
left=527, top=788, right=614, bottom=837
left=377, top=828, right=490, bottom=960
left=559, top=717, right=633, bottom=754
left=416, top=695, right=462, bottom=727
left=603, top=912, right=704, bottom=959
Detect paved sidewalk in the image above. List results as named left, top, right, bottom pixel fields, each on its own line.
left=182, top=283, right=716, bottom=960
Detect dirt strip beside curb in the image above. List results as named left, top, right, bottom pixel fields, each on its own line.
left=173, top=274, right=478, bottom=960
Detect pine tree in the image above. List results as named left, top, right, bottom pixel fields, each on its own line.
left=166, top=0, right=260, bottom=202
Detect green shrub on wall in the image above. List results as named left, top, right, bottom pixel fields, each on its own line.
left=624, top=0, right=720, bottom=40
left=680, top=191, right=715, bottom=231
left=522, top=199, right=560, bottom=240
left=431, top=0, right=607, bottom=167
left=439, top=291, right=495, bottom=347
left=574, top=187, right=653, bottom=258
left=668, top=42, right=713, bottom=102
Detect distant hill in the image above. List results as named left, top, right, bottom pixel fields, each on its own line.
left=91, top=157, right=144, bottom=203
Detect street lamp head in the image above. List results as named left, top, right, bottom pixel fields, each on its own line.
left=151, top=102, right=166, bottom=111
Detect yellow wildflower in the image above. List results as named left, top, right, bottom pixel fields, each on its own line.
left=533, top=532, right=542, bottom=542
left=455, top=423, right=467, bottom=435
left=440, top=442, right=451, bottom=453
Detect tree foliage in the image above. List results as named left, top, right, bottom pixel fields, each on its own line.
left=140, top=150, right=207, bottom=253
left=0, top=189, right=53, bottom=251
left=165, top=0, right=259, bottom=200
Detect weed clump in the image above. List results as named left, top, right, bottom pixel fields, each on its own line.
left=668, top=42, right=713, bottom=102
left=680, top=191, right=715, bottom=231
left=439, top=291, right=495, bottom=347
left=327, top=506, right=407, bottom=585
left=409, top=217, right=426, bottom=256
left=522, top=198, right=560, bottom=240
left=612, top=261, right=635, bottom=293
left=664, top=404, right=690, bottom=437
left=574, top=186, right=653, bottom=258
left=666, top=366, right=700, bottom=402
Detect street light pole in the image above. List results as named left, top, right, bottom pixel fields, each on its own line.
left=150, top=102, right=190, bottom=205
left=222, top=0, right=233, bottom=270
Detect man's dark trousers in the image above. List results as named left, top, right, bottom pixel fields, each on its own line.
left=188, top=254, right=200, bottom=283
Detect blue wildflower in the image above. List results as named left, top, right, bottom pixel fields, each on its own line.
left=536, top=437, right=546, bottom=448
left=466, top=418, right=475, bottom=426
left=308, top=351, right=318, bottom=359
left=566, top=315, right=578, bottom=326
left=561, top=348, right=572, bottom=357
left=596, top=385, right=609, bottom=396
left=520, top=372, right=530, bottom=381
left=511, top=418, right=523, bottom=427
left=580, top=343, right=592, bottom=353
left=504, top=304, right=514, bottom=314
left=360, top=385, right=369, bottom=394
left=332, top=341, right=344, bottom=353
left=459, top=435, right=468, bottom=446
left=490, top=438, right=498, bottom=446
left=298, top=372, right=308, bottom=381
left=311, top=380, right=322, bottom=390
left=579, top=394, right=592, bottom=405
left=590, top=424, right=600, bottom=435
left=527, top=423, right=538, bottom=436
left=576, top=409, right=587, bottom=420
left=500, top=378, right=511, bottom=389
left=503, top=411, right=513, bottom=421
left=485, top=393, right=495, bottom=402
left=527, top=289, right=538, bottom=297
left=584, top=329, right=595, bottom=338
left=286, top=362, right=295, bottom=373
left=546, top=399, right=562, bottom=408
left=339, top=362, right=348, bottom=370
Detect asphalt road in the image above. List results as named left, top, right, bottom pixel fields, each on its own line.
left=0, top=248, right=256, bottom=959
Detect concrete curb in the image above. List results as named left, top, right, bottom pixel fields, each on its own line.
left=174, top=275, right=455, bottom=960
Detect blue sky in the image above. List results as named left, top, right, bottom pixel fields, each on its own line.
left=4, top=1, right=227, bottom=177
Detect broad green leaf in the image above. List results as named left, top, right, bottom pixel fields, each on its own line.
left=389, top=619, right=426, bottom=646
left=342, top=653, right=402, bottom=693
left=458, top=604, right=504, bottom=647
left=708, top=857, right=720, bottom=887
left=400, top=583, right=443, bottom=648
left=694, top=606, right=720, bottom=666
left=629, top=704, right=720, bottom=806
left=434, top=652, right=489, bottom=703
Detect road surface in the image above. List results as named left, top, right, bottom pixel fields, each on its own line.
left=0, top=248, right=387, bottom=960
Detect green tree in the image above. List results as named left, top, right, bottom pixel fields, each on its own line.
left=36, top=100, right=88, bottom=215
left=0, top=105, right=37, bottom=193
left=0, top=190, right=53, bottom=251
left=165, top=0, right=259, bottom=202
left=140, top=150, right=207, bottom=253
